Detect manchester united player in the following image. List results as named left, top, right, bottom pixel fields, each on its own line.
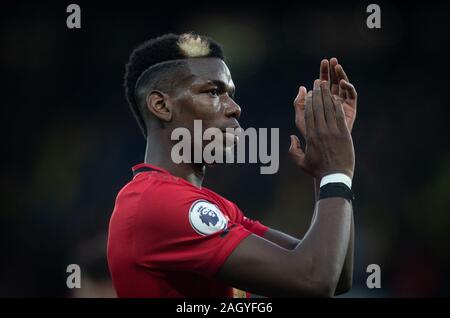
left=107, top=33, right=357, bottom=297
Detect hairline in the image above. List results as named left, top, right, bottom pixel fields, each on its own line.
left=134, top=57, right=226, bottom=106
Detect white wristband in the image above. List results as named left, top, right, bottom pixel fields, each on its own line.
left=320, top=173, right=352, bottom=189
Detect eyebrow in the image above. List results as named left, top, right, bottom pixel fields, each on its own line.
left=205, top=80, right=235, bottom=97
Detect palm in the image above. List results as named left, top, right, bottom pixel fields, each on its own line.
left=334, top=95, right=356, bottom=132
left=293, top=58, right=357, bottom=136
left=295, top=93, right=356, bottom=137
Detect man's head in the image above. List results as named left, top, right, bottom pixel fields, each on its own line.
left=124, top=33, right=241, bottom=141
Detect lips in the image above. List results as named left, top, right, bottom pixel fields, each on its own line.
left=221, top=123, right=241, bottom=133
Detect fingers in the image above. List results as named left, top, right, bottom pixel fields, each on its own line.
left=335, top=63, right=349, bottom=82
left=334, top=99, right=348, bottom=133
left=293, top=85, right=307, bottom=132
left=320, top=81, right=338, bottom=131
left=329, top=57, right=339, bottom=95
left=293, top=86, right=307, bottom=112
left=304, top=88, right=314, bottom=135
left=312, top=79, right=326, bottom=129
left=288, top=135, right=306, bottom=167
left=339, top=79, right=357, bottom=100
left=335, top=64, right=349, bottom=99
left=288, top=135, right=304, bottom=155
left=319, top=59, right=329, bottom=82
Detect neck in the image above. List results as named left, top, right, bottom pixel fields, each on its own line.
left=144, top=129, right=205, bottom=188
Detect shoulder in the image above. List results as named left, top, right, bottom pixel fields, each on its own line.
left=127, top=174, right=227, bottom=230
left=118, top=171, right=201, bottom=201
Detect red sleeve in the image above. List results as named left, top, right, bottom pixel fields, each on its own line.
left=133, top=186, right=252, bottom=278
left=241, top=217, right=269, bottom=237
left=234, top=204, right=269, bottom=237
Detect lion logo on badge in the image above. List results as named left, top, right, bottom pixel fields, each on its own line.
left=199, top=208, right=220, bottom=226
left=189, top=200, right=228, bottom=235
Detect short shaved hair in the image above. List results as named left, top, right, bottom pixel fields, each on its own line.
left=124, top=33, right=224, bottom=137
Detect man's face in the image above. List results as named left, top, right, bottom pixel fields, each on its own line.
left=169, top=58, right=241, bottom=130
left=168, top=58, right=242, bottom=158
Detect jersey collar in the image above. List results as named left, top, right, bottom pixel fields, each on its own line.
left=131, top=163, right=171, bottom=177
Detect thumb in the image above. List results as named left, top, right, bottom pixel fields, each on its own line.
left=288, top=135, right=306, bottom=166
left=294, top=86, right=307, bottom=110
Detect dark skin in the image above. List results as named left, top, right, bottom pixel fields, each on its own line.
left=144, top=58, right=240, bottom=187
left=291, top=58, right=357, bottom=295
left=144, top=57, right=357, bottom=297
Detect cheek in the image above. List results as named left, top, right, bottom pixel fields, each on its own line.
left=176, top=95, right=221, bottom=120
left=191, top=95, right=221, bottom=116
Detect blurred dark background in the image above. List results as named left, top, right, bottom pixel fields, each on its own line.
left=1, top=0, right=449, bottom=297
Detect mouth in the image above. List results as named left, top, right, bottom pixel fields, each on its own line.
left=221, top=123, right=241, bottom=133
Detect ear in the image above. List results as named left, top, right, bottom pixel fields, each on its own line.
left=145, top=91, right=172, bottom=122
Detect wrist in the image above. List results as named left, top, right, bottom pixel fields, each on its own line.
left=318, top=173, right=354, bottom=202
left=320, top=173, right=352, bottom=189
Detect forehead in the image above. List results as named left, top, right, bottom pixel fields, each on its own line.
left=184, top=58, right=233, bottom=86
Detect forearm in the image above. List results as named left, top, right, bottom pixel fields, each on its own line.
left=311, top=178, right=320, bottom=223
left=291, top=197, right=352, bottom=296
left=334, top=211, right=354, bottom=295
left=315, top=177, right=354, bottom=295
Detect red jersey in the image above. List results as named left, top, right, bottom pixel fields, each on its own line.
left=107, top=163, right=268, bottom=298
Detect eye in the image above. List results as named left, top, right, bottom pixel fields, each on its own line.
left=207, top=89, right=219, bottom=97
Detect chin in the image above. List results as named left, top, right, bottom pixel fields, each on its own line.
left=203, top=145, right=236, bottom=166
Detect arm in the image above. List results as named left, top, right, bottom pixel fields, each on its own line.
left=316, top=174, right=353, bottom=295
left=262, top=228, right=301, bottom=250
left=255, top=59, right=358, bottom=295
left=219, top=199, right=352, bottom=297
left=325, top=58, right=356, bottom=295
left=262, top=179, right=353, bottom=295
left=217, top=81, right=355, bottom=297
left=298, top=58, right=357, bottom=295
left=335, top=212, right=354, bottom=295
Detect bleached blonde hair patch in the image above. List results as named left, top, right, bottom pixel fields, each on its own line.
left=177, top=33, right=211, bottom=58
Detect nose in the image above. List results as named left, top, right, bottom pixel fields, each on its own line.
left=224, top=98, right=241, bottom=120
